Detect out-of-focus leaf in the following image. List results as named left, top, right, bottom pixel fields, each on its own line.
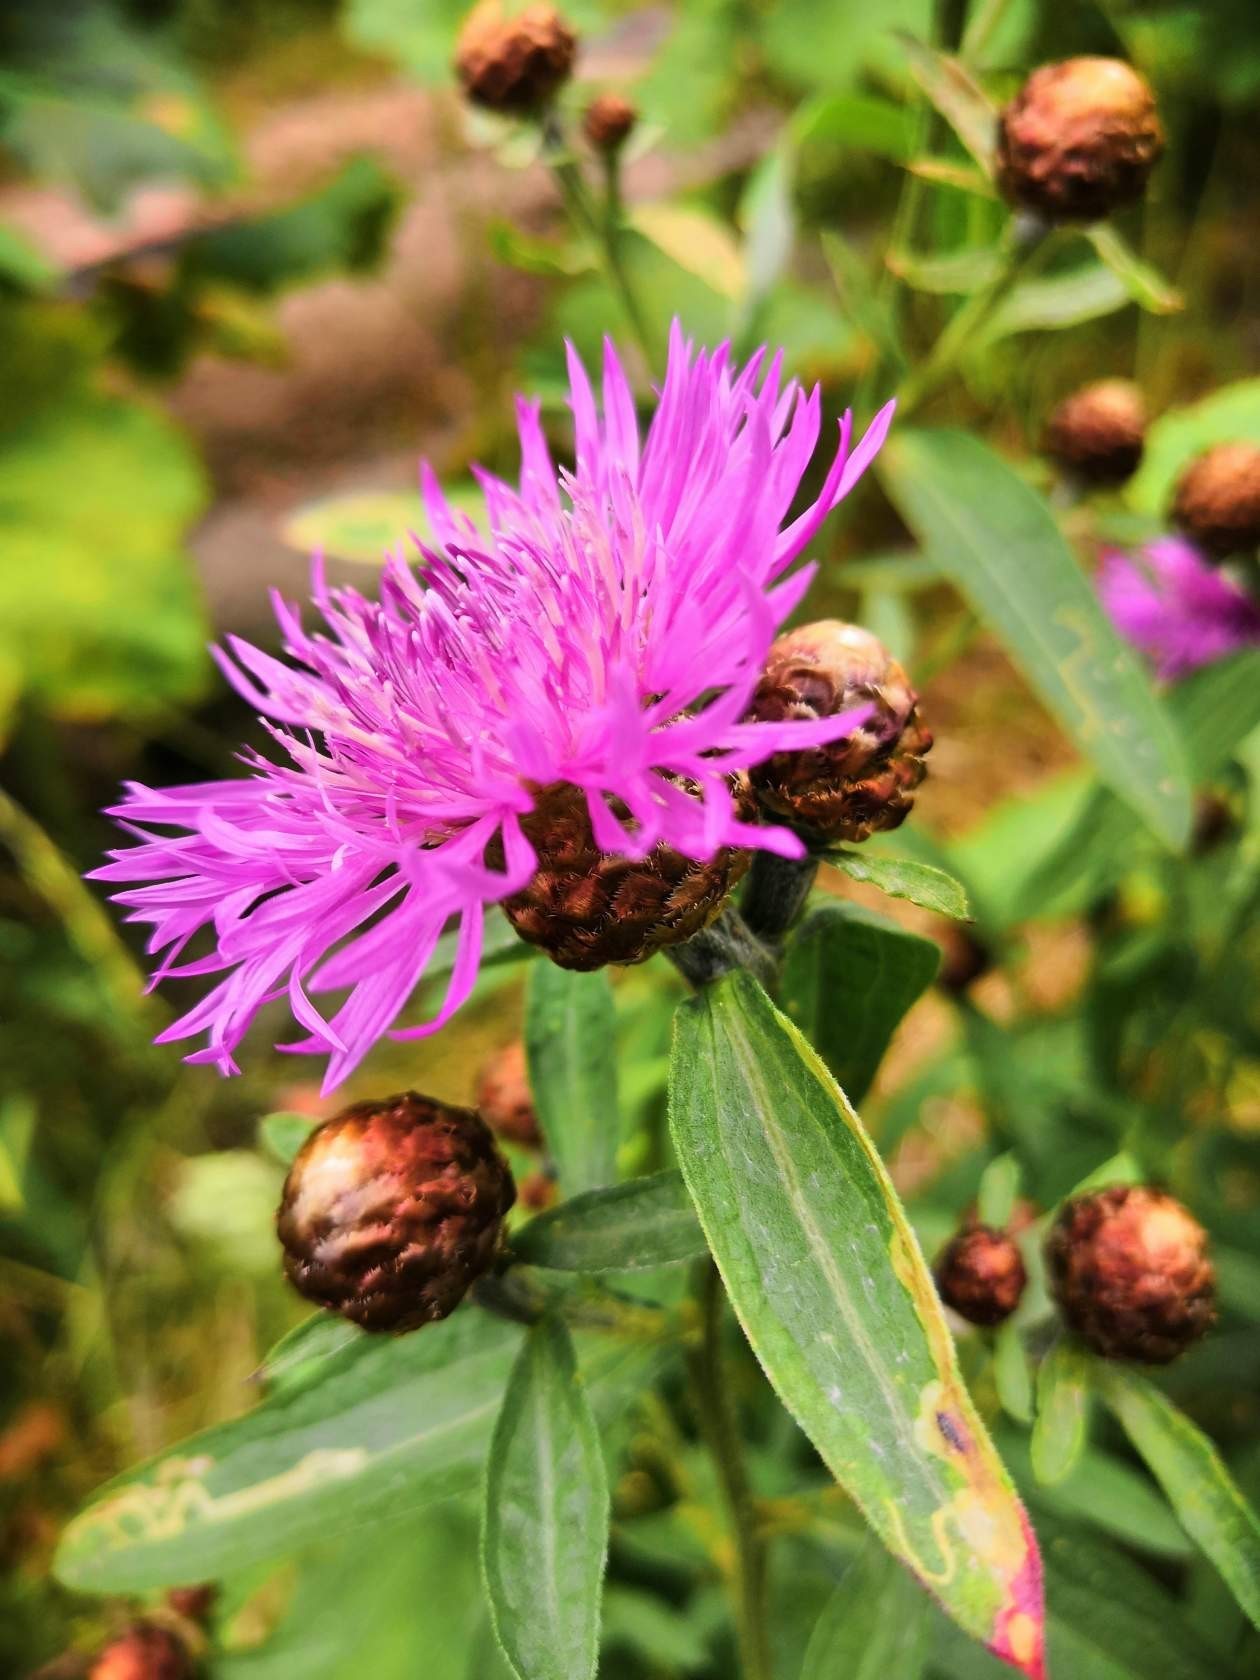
left=0, top=223, right=59, bottom=290
left=630, top=204, right=745, bottom=301
left=780, top=901, right=939, bottom=1104
left=791, top=92, right=916, bottom=159
left=168, top=1151, right=284, bottom=1277
left=258, top=1112, right=317, bottom=1167
left=760, top=0, right=931, bottom=95
left=977, top=1155, right=1021, bottom=1230
left=282, top=480, right=489, bottom=566
left=980, top=264, right=1132, bottom=341
left=906, top=157, right=997, bottom=196
left=1030, top=1341, right=1091, bottom=1486
left=1086, top=226, right=1183, bottom=315
left=1000, top=1433, right=1190, bottom=1561
left=1100, top=1365, right=1260, bottom=1629
left=483, top=1319, right=609, bottom=1680
left=0, top=390, right=207, bottom=720
left=801, top=1541, right=929, bottom=1679
left=898, top=35, right=997, bottom=176
left=54, top=1310, right=650, bottom=1593
left=889, top=245, right=1003, bottom=294
left=994, top=1326, right=1033, bottom=1425
left=1129, top=379, right=1260, bottom=518
left=827, top=849, right=972, bottom=919
left=821, top=229, right=906, bottom=372
left=601, top=1585, right=709, bottom=1672
left=512, top=1173, right=704, bottom=1274
left=669, top=972, right=1045, bottom=1676
left=882, top=430, right=1193, bottom=849
left=525, top=966, right=620, bottom=1198
left=190, top=158, right=401, bottom=292
left=738, top=141, right=795, bottom=312
left=859, top=585, right=915, bottom=662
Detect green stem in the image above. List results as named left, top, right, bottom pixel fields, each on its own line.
left=686, top=1260, right=772, bottom=1680
left=897, top=221, right=1048, bottom=417
left=545, top=129, right=654, bottom=368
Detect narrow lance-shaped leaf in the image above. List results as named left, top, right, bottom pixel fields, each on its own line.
left=780, top=901, right=940, bottom=1105
left=511, top=1171, right=705, bottom=1273
left=802, top=1541, right=929, bottom=1680
left=1030, top=1340, right=1091, bottom=1487
left=1099, top=1364, right=1260, bottom=1630
left=827, top=849, right=972, bottom=919
left=483, top=1317, right=610, bottom=1680
left=669, top=971, right=1045, bottom=1677
left=897, top=34, right=997, bottom=177
left=525, top=964, right=621, bottom=1196
left=881, top=429, right=1193, bottom=849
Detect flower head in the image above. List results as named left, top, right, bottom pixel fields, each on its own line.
left=1098, top=534, right=1260, bottom=680
left=95, top=327, right=891, bottom=1089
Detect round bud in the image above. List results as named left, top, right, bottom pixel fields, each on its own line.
left=583, top=92, right=637, bottom=153
left=277, top=1093, right=515, bottom=1333
left=935, top=1225, right=1027, bottom=1327
left=475, top=1041, right=541, bottom=1147
left=1172, top=442, right=1260, bottom=558
left=89, top=1625, right=192, bottom=1680
left=518, top=1168, right=558, bottom=1212
left=1044, top=379, right=1147, bottom=485
left=165, top=1586, right=215, bottom=1625
left=747, top=621, right=932, bottom=845
left=1045, top=1185, right=1216, bottom=1363
left=997, top=58, right=1164, bottom=223
left=454, top=2, right=577, bottom=115
left=497, top=780, right=749, bottom=969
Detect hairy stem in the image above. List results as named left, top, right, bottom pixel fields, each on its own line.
left=666, top=906, right=777, bottom=991
left=740, top=853, right=818, bottom=948
left=686, top=1260, right=772, bottom=1680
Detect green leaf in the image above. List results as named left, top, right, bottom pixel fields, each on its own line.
left=979, top=264, right=1132, bottom=341
left=668, top=972, right=1045, bottom=1676
left=791, top=92, right=916, bottom=159
left=738, top=139, right=796, bottom=312
left=630, top=204, right=745, bottom=301
left=0, top=389, right=207, bottom=720
left=282, top=479, right=487, bottom=566
left=1030, top=1341, right=1091, bottom=1486
left=977, top=1155, right=1021, bottom=1230
left=483, top=1318, right=609, bottom=1680
left=889, top=244, right=1004, bottom=295
left=827, top=850, right=972, bottom=919
left=821, top=230, right=906, bottom=374
left=897, top=35, right=997, bottom=176
left=801, top=1541, right=929, bottom=1680
left=1129, top=378, right=1260, bottom=518
left=55, top=1308, right=650, bottom=1594
left=258, top=1111, right=317, bottom=1167
left=1099, top=1365, right=1260, bottom=1629
left=511, top=1172, right=704, bottom=1273
left=0, top=221, right=59, bottom=290
left=1001, top=1434, right=1190, bottom=1561
left=993, top=1326, right=1033, bottom=1425
left=1085, top=226, right=1183, bottom=316
left=525, top=966, right=621, bottom=1198
left=880, top=429, right=1193, bottom=850
left=780, top=901, right=940, bottom=1104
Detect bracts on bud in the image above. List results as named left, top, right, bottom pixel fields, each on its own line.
left=997, top=57, right=1164, bottom=223
left=935, top=1224, right=1027, bottom=1327
left=496, top=780, right=750, bottom=969
left=1172, top=442, right=1260, bottom=559
left=1045, top=1185, right=1216, bottom=1363
left=747, top=622, right=931, bottom=846
left=277, top=1093, right=515, bottom=1333
left=88, top=1625, right=193, bottom=1680
left=1044, top=380, right=1147, bottom=486
left=454, top=2, right=577, bottom=115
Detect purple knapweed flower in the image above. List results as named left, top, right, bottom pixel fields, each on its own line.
left=1098, top=534, right=1260, bottom=681
left=94, top=325, right=892, bottom=1090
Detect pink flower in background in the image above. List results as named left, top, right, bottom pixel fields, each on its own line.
left=94, top=325, right=892, bottom=1089
left=1099, top=534, right=1260, bottom=681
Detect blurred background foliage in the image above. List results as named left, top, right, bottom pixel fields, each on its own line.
left=2, top=1, right=1260, bottom=1675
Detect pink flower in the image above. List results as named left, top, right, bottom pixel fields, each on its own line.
left=1099, top=535, right=1260, bottom=681
left=94, top=326, right=892, bottom=1089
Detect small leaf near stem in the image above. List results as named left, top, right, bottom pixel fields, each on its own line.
left=685, top=1259, right=773, bottom=1680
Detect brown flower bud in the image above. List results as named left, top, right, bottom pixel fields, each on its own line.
left=475, top=1040, right=541, bottom=1147
left=935, top=1225, right=1027, bottom=1326
left=583, top=92, right=637, bottom=152
left=1172, top=442, right=1260, bottom=558
left=277, top=1093, right=515, bottom=1333
left=1046, top=1185, right=1216, bottom=1363
left=519, top=1168, right=558, bottom=1211
left=1044, top=379, right=1147, bottom=485
left=88, top=1625, right=192, bottom=1680
left=496, top=780, right=749, bottom=969
left=937, top=926, right=991, bottom=995
left=454, top=2, right=577, bottom=114
left=165, top=1586, right=216, bottom=1625
left=997, top=58, right=1164, bottom=223
left=747, top=622, right=931, bottom=845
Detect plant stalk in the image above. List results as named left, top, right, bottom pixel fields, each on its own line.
left=740, top=852, right=818, bottom=949
left=686, top=1260, right=772, bottom=1680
